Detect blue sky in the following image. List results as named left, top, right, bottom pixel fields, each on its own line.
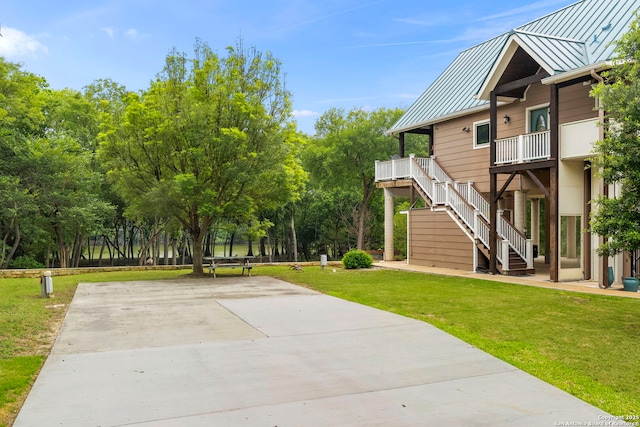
left=1, top=0, right=574, bottom=134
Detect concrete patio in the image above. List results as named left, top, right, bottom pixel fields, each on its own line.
left=15, top=276, right=611, bottom=426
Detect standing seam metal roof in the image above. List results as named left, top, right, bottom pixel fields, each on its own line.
left=390, top=0, right=640, bottom=134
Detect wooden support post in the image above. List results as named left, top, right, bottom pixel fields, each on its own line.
left=549, top=84, right=559, bottom=282
left=399, top=132, right=405, bottom=158
left=489, top=91, right=498, bottom=274
left=427, top=128, right=434, bottom=157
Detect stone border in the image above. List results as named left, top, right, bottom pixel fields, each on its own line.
left=0, top=261, right=344, bottom=279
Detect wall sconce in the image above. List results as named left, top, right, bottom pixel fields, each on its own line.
left=503, top=115, right=510, bottom=124
left=462, top=126, right=470, bottom=133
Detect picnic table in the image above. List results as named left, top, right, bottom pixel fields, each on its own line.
left=203, top=256, right=256, bottom=278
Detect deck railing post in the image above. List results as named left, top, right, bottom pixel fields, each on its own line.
left=409, top=154, right=415, bottom=179
left=473, top=210, right=480, bottom=239
left=502, top=240, right=510, bottom=271
left=517, top=135, right=524, bottom=163
left=445, top=181, right=450, bottom=206
left=526, top=239, right=533, bottom=269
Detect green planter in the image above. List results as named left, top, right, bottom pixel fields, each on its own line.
left=622, top=277, right=639, bottom=292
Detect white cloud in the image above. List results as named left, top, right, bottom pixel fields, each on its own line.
left=124, top=28, right=139, bottom=40
left=477, top=0, right=567, bottom=22
left=102, top=27, right=115, bottom=38
left=292, top=109, right=319, bottom=118
left=0, top=27, right=48, bottom=58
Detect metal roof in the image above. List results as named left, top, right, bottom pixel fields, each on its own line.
left=390, top=0, right=640, bottom=134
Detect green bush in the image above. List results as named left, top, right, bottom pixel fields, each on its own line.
left=9, top=255, right=44, bottom=269
left=342, top=250, right=373, bottom=269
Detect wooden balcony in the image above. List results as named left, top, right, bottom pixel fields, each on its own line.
left=495, top=130, right=550, bottom=165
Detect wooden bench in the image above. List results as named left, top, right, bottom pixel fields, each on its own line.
left=207, top=262, right=253, bottom=278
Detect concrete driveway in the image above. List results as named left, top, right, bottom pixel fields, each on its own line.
left=15, top=276, right=609, bottom=426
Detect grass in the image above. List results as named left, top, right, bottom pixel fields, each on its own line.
left=1, top=266, right=638, bottom=425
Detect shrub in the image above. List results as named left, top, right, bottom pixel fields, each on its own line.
left=342, top=250, right=373, bottom=269
left=9, top=255, right=45, bottom=269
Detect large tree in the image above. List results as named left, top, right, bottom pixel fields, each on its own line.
left=99, top=39, right=304, bottom=274
left=304, top=107, right=403, bottom=249
left=590, top=15, right=640, bottom=268
left=0, top=59, right=47, bottom=267
left=25, top=89, right=114, bottom=268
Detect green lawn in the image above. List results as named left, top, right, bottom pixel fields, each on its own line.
left=1, top=266, right=638, bottom=426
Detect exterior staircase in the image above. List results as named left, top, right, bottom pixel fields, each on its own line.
left=375, top=155, right=534, bottom=275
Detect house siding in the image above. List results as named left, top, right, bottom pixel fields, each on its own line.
left=409, top=209, right=474, bottom=271
left=431, top=82, right=597, bottom=193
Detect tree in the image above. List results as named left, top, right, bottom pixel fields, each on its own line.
left=304, top=107, right=404, bottom=249
left=590, top=13, right=640, bottom=273
left=99, top=39, right=304, bottom=274
left=0, top=58, right=46, bottom=267
left=24, top=89, right=114, bottom=268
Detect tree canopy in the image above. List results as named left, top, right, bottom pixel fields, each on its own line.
left=304, top=107, right=404, bottom=249
left=98, top=39, right=305, bottom=273
left=590, top=14, right=640, bottom=260
left=0, top=39, right=416, bottom=269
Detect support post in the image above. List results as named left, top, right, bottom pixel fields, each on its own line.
left=531, top=198, right=540, bottom=247
left=584, top=161, right=592, bottom=280
left=549, top=83, right=559, bottom=282
left=514, top=190, right=526, bottom=233
left=502, top=240, right=510, bottom=271
left=384, top=189, right=395, bottom=261
left=489, top=91, right=498, bottom=275
left=550, top=167, right=559, bottom=282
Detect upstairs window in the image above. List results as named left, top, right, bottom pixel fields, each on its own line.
left=474, top=120, right=490, bottom=149
left=528, top=105, right=549, bottom=132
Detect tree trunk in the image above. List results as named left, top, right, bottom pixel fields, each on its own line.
left=356, top=181, right=376, bottom=250
left=192, top=236, right=204, bottom=274
left=265, top=233, right=272, bottom=263
left=204, top=232, right=211, bottom=257
left=172, top=238, right=177, bottom=266
left=98, top=236, right=107, bottom=267
left=87, top=237, right=93, bottom=267
left=71, top=233, right=83, bottom=268
left=290, top=207, right=298, bottom=263
left=229, top=232, right=235, bottom=257
left=190, top=224, right=210, bottom=275
left=247, top=238, right=254, bottom=256
left=163, top=232, right=169, bottom=266
left=3, top=221, right=20, bottom=268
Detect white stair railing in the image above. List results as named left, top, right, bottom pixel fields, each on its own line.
left=497, top=213, right=527, bottom=261
left=376, top=155, right=531, bottom=269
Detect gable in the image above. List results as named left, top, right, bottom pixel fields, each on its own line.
left=389, top=0, right=640, bottom=135
left=476, top=32, right=588, bottom=100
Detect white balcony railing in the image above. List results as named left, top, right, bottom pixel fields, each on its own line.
left=495, top=130, right=551, bottom=165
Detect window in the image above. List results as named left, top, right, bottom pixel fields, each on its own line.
left=474, top=120, right=490, bottom=149
left=528, top=106, right=549, bottom=132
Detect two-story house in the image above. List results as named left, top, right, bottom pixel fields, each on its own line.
left=375, top=0, right=639, bottom=286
